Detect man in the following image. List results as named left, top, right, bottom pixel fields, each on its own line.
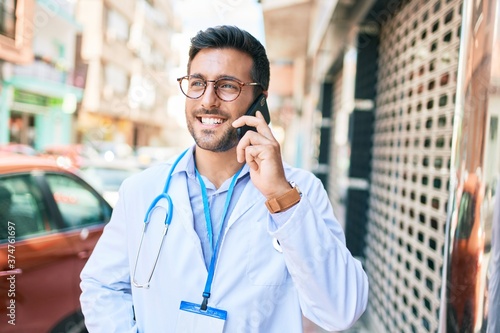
left=80, top=25, right=368, bottom=332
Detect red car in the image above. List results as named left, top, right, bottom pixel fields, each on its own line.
left=0, top=152, right=112, bottom=332
left=0, top=143, right=38, bottom=156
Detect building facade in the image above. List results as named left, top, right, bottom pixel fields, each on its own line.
left=75, top=0, right=179, bottom=149
left=0, top=0, right=82, bottom=150
left=263, top=0, right=500, bottom=332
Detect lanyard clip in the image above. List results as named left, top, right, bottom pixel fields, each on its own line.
left=201, top=292, right=211, bottom=311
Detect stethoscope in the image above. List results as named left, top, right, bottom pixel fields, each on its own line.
left=132, top=149, right=188, bottom=289
left=131, top=148, right=284, bottom=292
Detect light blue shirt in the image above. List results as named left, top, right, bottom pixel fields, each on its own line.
left=182, top=149, right=294, bottom=268
left=183, top=152, right=250, bottom=268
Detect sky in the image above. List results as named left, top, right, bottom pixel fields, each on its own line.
left=176, top=0, right=266, bottom=44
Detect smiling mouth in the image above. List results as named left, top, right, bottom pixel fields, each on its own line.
left=199, top=117, right=225, bottom=125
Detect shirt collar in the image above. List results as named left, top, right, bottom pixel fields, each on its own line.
left=171, top=145, right=250, bottom=181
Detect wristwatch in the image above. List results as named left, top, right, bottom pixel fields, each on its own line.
left=265, top=181, right=302, bottom=213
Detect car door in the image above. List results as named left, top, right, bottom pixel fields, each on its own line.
left=0, top=172, right=77, bottom=333
left=40, top=171, right=112, bottom=332
left=0, top=171, right=111, bottom=333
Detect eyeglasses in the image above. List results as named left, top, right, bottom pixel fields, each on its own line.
left=177, top=75, right=263, bottom=102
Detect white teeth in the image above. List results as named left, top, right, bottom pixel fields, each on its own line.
left=201, top=117, right=223, bottom=125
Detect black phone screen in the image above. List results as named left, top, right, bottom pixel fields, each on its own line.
left=237, top=94, right=271, bottom=139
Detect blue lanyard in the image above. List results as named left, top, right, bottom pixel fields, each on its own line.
left=195, top=170, right=214, bottom=250
left=196, top=166, right=243, bottom=310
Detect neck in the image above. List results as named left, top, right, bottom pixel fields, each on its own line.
left=194, top=146, right=244, bottom=189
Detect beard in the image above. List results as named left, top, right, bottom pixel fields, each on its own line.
left=187, top=108, right=239, bottom=152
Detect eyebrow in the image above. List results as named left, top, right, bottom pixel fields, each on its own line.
left=189, top=73, right=242, bottom=82
left=189, top=73, right=205, bottom=79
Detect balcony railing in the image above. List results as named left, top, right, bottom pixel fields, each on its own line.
left=13, top=56, right=72, bottom=85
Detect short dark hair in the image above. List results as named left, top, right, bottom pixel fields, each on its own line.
left=188, top=25, right=270, bottom=93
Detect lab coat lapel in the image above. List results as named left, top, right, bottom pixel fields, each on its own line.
left=167, top=172, right=205, bottom=258
left=226, top=180, right=263, bottom=229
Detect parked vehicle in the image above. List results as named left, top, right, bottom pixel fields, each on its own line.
left=0, top=143, right=38, bottom=156
left=79, top=159, right=143, bottom=207
left=135, top=146, right=179, bottom=167
left=0, top=152, right=112, bottom=333
left=86, top=141, right=134, bottom=162
left=41, top=144, right=99, bottom=169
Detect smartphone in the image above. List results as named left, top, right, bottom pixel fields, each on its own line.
left=237, top=94, right=271, bottom=140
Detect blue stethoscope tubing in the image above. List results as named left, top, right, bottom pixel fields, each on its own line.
left=132, top=149, right=189, bottom=289
left=131, top=148, right=280, bottom=310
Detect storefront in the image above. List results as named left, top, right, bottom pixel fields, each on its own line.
left=0, top=76, right=82, bottom=151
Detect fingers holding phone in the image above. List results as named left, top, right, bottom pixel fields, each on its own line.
left=233, top=110, right=276, bottom=162
left=233, top=93, right=274, bottom=152
left=236, top=94, right=271, bottom=140
left=232, top=96, right=288, bottom=197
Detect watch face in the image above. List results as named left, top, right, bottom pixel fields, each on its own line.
left=288, top=181, right=302, bottom=196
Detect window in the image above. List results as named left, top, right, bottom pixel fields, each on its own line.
left=150, top=47, right=165, bottom=70
left=139, top=34, right=152, bottom=63
left=129, top=74, right=156, bottom=109
left=0, top=0, right=33, bottom=64
left=45, top=174, right=109, bottom=229
left=104, top=63, right=129, bottom=96
left=0, top=0, right=16, bottom=39
left=0, top=174, right=48, bottom=241
left=106, top=8, right=129, bottom=42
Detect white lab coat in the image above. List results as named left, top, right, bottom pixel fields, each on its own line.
left=80, top=150, right=368, bottom=333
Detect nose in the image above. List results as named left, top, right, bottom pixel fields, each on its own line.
left=200, top=81, right=220, bottom=109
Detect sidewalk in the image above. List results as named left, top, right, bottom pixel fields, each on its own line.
left=303, top=314, right=370, bottom=333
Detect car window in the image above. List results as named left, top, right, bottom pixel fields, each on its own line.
left=0, top=175, right=49, bottom=241
left=44, top=174, right=109, bottom=229
left=81, top=166, right=137, bottom=192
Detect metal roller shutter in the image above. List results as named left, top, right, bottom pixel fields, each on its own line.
left=364, top=0, right=463, bottom=332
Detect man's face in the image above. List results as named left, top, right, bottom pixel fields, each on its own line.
left=185, top=48, right=255, bottom=152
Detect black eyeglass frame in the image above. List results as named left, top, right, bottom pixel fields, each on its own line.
left=176, top=75, right=264, bottom=102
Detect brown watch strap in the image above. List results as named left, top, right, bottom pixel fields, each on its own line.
left=265, top=186, right=301, bottom=213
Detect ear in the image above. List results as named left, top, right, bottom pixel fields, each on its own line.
left=262, top=90, right=269, bottom=97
